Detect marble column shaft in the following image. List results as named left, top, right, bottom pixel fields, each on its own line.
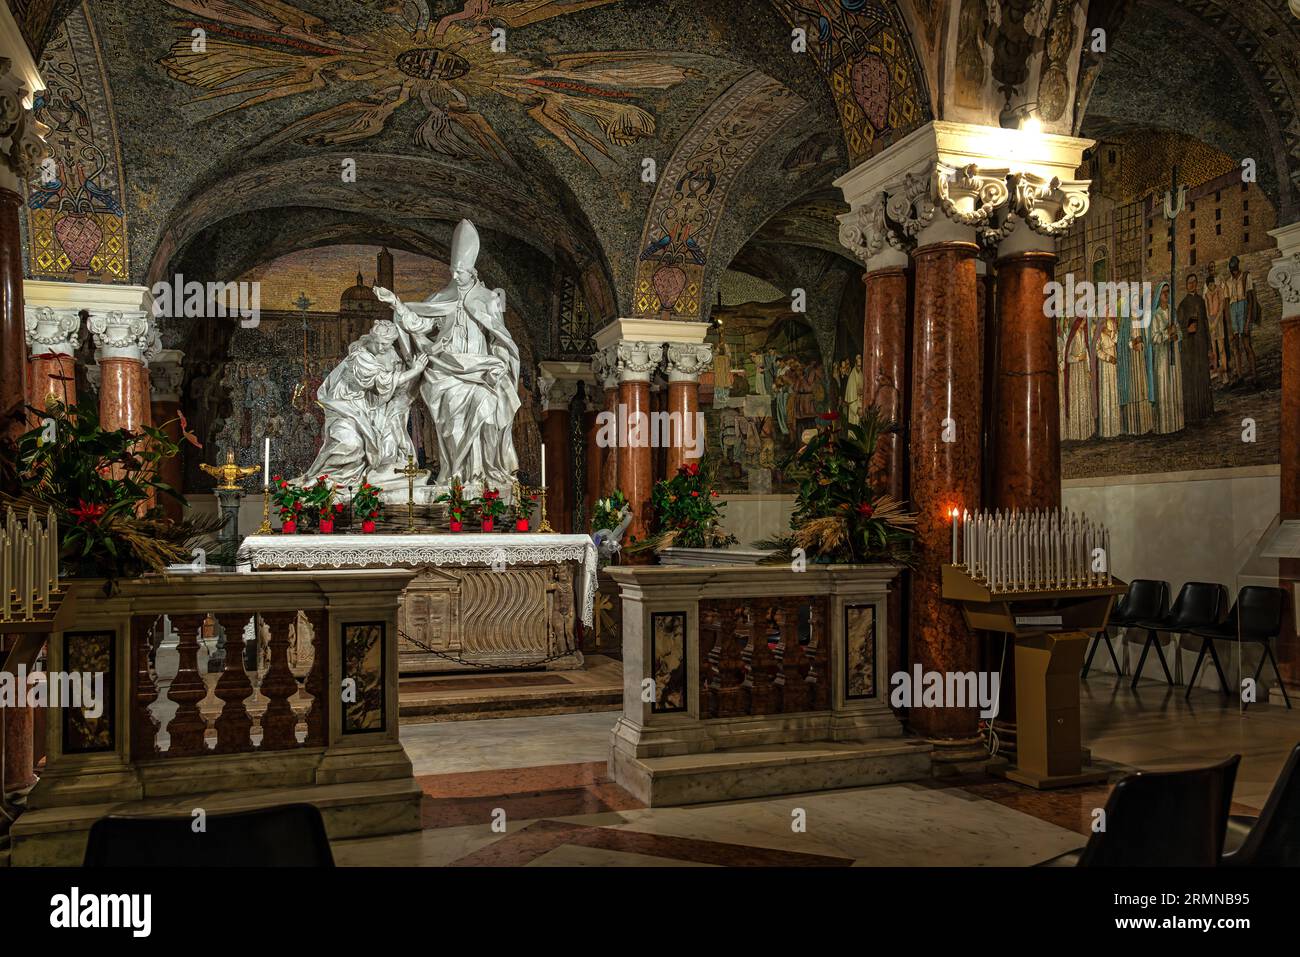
left=541, top=406, right=573, bottom=533
left=863, top=265, right=909, bottom=495
left=618, top=378, right=653, bottom=549
left=908, top=238, right=983, bottom=741
left=0, top=187, right=24, bottom=445
left=990, top=251, right=1062, bottom=510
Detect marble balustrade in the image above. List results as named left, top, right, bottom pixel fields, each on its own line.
left=10, top=570, right=421, bottom=865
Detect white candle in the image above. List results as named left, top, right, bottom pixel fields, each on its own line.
left=950, top=508, right=958, bottom=564
left=48, top=509, right=58, bottom=590
left=264, top=437, right=271, bottom=489
left=1, top=529, right=9, bottom=622
left=541, top=444, right=547, bottom=487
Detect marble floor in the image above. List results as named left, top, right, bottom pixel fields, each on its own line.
left=332, top=676, right=1300, bottom=866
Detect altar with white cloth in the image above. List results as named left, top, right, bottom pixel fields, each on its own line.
left=236, top=533, right=596, bottom=673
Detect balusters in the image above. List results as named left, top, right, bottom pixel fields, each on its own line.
left=806, top=600, right=830, bottom=711
left=165, top=613, right=209, bottom=756
left=777, top=599, right=809, bottom=712
left=260, top=611, right=301, bottom=750
left=130, top=616, right=160, bottom=759
left=213, top=614, right=254, bottom=753
left=698, top=606, right=719, bottom=719
left=747, top=605, right=777, bottom=715
left=713, top=601, right=748, bottom=717
left=302, top=609, right=328, bottom=746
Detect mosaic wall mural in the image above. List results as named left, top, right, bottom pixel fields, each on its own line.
left=24, top=3, right=129, bottom=282
left=702, top=303, right=829, bottom=494
left=634, top=72, right=804, bottom=320
left=1055, top=133, right=1283, bottom=479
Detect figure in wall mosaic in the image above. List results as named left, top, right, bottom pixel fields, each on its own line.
left=1054, top=134, right=1282, bottom=479
left=702, top=305, right=828, bottom=494
left=24, top=5, right=129, bottom=282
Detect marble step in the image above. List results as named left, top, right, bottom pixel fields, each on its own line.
left=612, top=738, right=933, bottom=807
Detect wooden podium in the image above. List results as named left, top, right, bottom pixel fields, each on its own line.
left=942, top=565, right=1124, bottom=789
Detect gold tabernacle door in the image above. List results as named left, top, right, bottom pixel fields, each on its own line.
left=941, top=565, right=1126, bottom=789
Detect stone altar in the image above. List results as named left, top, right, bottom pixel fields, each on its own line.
left=236, top=533, right=596, bottom=673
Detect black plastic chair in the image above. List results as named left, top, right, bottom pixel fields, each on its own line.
left=1084, top=579, right=1168, bottom=679
left=1039, top=755, right=1240, bottom=866
left=83, top=803, right=334, bottom=867
left=1189, top=585, right=1292, bottom=710
left=1222, top=744, right=1300, bottom=866
left=1131, top=581, right=1228, bottom=692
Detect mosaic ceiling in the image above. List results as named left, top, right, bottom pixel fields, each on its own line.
left=18, top=0, right=1300, bottom=356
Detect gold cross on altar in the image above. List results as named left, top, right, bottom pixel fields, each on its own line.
left=396, top=455, right=424, bottom=533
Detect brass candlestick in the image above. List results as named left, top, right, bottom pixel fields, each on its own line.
left=396, top=455, right=424, bottom=533
left=256, top=486, right=273, bottom=534
left=536, top=485, right=555, bottom=533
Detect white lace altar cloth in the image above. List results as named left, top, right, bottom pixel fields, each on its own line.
left=236, top=533, right=598, bottom=626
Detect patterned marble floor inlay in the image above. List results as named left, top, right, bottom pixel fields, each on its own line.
left=417, top=762, right=643, bottom=829
left=447, top=819, right=856, bottom=867
left=327, top=680, right=1300, bottom=865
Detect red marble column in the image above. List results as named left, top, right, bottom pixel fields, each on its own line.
left=650, top=383, right=667, bottom=486
left=863, top=265, right=910, bottom=498
left=990, top=251, right=1061, bottom=510
left=908, top=237, right=983, bottom=746
left=0, top=187, right=25, bottom=447
left=618, top=378, right=653, bottom=553
left=541, top=405, right=573, bottom=534
left=1282, top=314, right=1300, bottom=517
left=664, top=380, right=698, bottom=477
left=1, top=186, right=35, bottom=794
left=863, top=261, right=910, bottom=696
left=1278, top=311, right=1300, bottom=686
left=583, top=406, right=601, bottom=529
left=663, top=342, right=709, bottom=479
left=28, top=352, right=76, bottom=411
left=601, top=385, right=619, bottom=497
left=98, top=357, right=148, bottom=432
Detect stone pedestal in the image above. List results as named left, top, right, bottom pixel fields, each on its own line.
left=606, top=564, right=929, bottom=805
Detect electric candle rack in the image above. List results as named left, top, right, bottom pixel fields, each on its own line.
left=0, top=507, right=77, bottom=674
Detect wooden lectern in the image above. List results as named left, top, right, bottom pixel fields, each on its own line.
left=942, top=565, right=1124, bottom=789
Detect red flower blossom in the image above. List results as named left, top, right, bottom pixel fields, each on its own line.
left=857, top=502, right=874, bottom=518
left=690, top=490, right=699, bottom=498
left=819, top=411, right=839, bottom=422
left=334, top=503, right=344, bottom=512
left=686, top=462, right=700, bottom=476
left=69, top=500, right=106, bottom=525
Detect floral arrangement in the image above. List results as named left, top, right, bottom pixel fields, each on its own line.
left=475, top=485, right=508, bottom=526
left=435, top=476, right=471, bottom=528
left=2, top=400, right=219, bottom=583
left=350, top=480, right=383, bottom=531
left=509, top=489, right=538, bottom=528
left=590, top=490, right=629, bottom=533
left=271, top=475, right=305, bottom=526
left=758, top=406, right=916, bottom=564
left=631, top=461, right=737, bottom=553
left=303, top=475, right=343, bottom=530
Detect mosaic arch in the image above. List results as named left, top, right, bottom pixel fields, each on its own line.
left=633, top=73, right=804, bottom=321
left=24, top=3, right=129, bottom=283
left=768, top=0, right=932, bottom=163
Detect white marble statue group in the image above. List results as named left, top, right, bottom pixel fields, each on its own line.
left=298, top=220, right=521, bottom=502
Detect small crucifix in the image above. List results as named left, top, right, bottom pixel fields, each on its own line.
left=397, top=455, right=423, bottom=533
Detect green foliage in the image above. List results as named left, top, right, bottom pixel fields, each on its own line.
left=641, top=461, right=737, bottom=551
left=350, top=480, right=384, bottom=522
left=776, top=407, right=917, bottom=564
left=590, top=490, right=628, bottom=533
left=473, top=484, right=507, bottom=521
left=8, top=400, right=218, bottom=581
left=270, top=475, right=305, bottom=522
left=302, top=475, right=342, bottom=523
left=434, top=476, right=471, bottom=522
